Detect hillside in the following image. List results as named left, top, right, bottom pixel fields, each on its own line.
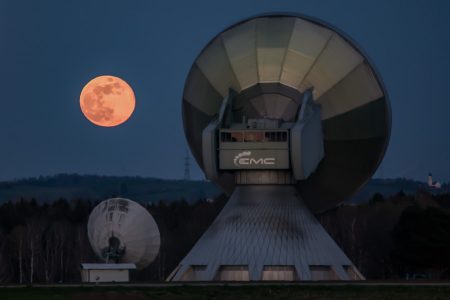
left=350, top=178, right=449, bottom=203
left=0, top=174, right=220, bottom=204
left=0, top=174, right=446, bottom=205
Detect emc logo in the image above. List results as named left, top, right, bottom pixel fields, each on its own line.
left=233, top=151, right=275, bottom=166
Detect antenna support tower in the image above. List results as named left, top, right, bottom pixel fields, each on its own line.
left=169, top=14, right=390, bottom=281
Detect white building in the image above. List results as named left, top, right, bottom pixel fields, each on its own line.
left=80, top=263, right=136, bottom=283
left=428, top=173, right=442, bottom=189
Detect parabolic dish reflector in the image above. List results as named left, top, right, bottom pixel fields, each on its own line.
left=87, top=198, right=161, bottom=269
left=182, top=14, right=390, bottom=212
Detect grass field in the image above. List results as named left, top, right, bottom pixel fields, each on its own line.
left=1, top=285, right=450, bottom=300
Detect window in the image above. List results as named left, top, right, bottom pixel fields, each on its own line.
left=262, top=265, right=297, bottom=281
left=231, top=132, right=243, bottom=142
left=244, top=131, right=265, bottom=142
left=215, top=265, right=249, bottom=281
left=221, top=132, right=230, bottom=142
left=309, top=265, right=338, bottom=280
left=221, top=132, right=243, bottom=142
left=221, top=131, right=288, bottom=142
left=180, top=265, right=207, bottom=281
left=265, top=131, right=288, bottom=142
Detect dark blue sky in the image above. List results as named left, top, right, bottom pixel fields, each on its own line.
left=0, top=0, right=449, bottom=182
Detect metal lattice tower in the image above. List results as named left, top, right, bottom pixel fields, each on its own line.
left=184, top=150, right=191, bottom=181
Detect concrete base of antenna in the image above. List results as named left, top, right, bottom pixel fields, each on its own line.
left=167, top=185, right=364, bottom=281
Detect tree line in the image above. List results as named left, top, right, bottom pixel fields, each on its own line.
left=0, top=196, right=227, bottom=283
left=0, top=190, right=449, bottom=283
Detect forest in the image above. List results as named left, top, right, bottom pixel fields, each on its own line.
left=0, top=189, right=450, bottom=283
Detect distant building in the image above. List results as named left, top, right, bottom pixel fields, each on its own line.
left=80, top=263, right=136, bottom=283
left=427, top=173, right=442, bottom=189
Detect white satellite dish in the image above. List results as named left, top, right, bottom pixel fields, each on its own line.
left=87, top=198, right=161, bottom=269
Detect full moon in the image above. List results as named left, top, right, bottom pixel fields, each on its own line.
left=80, top=75, right=135, bottom=127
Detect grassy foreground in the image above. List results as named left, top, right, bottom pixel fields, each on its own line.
left=1, top=285, right=450, bottom=300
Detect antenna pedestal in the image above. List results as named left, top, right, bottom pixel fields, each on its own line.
left=167, top=185, right=363, bottom=281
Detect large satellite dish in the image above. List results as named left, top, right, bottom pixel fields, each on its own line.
left=183, top=14, right=390, bottom=213
left=87, top=198, right=161, bottom=269
left=169, top=14, right=391, bottom=281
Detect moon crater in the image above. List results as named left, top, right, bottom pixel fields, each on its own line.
left=80, top=76, right=135, bottom=127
